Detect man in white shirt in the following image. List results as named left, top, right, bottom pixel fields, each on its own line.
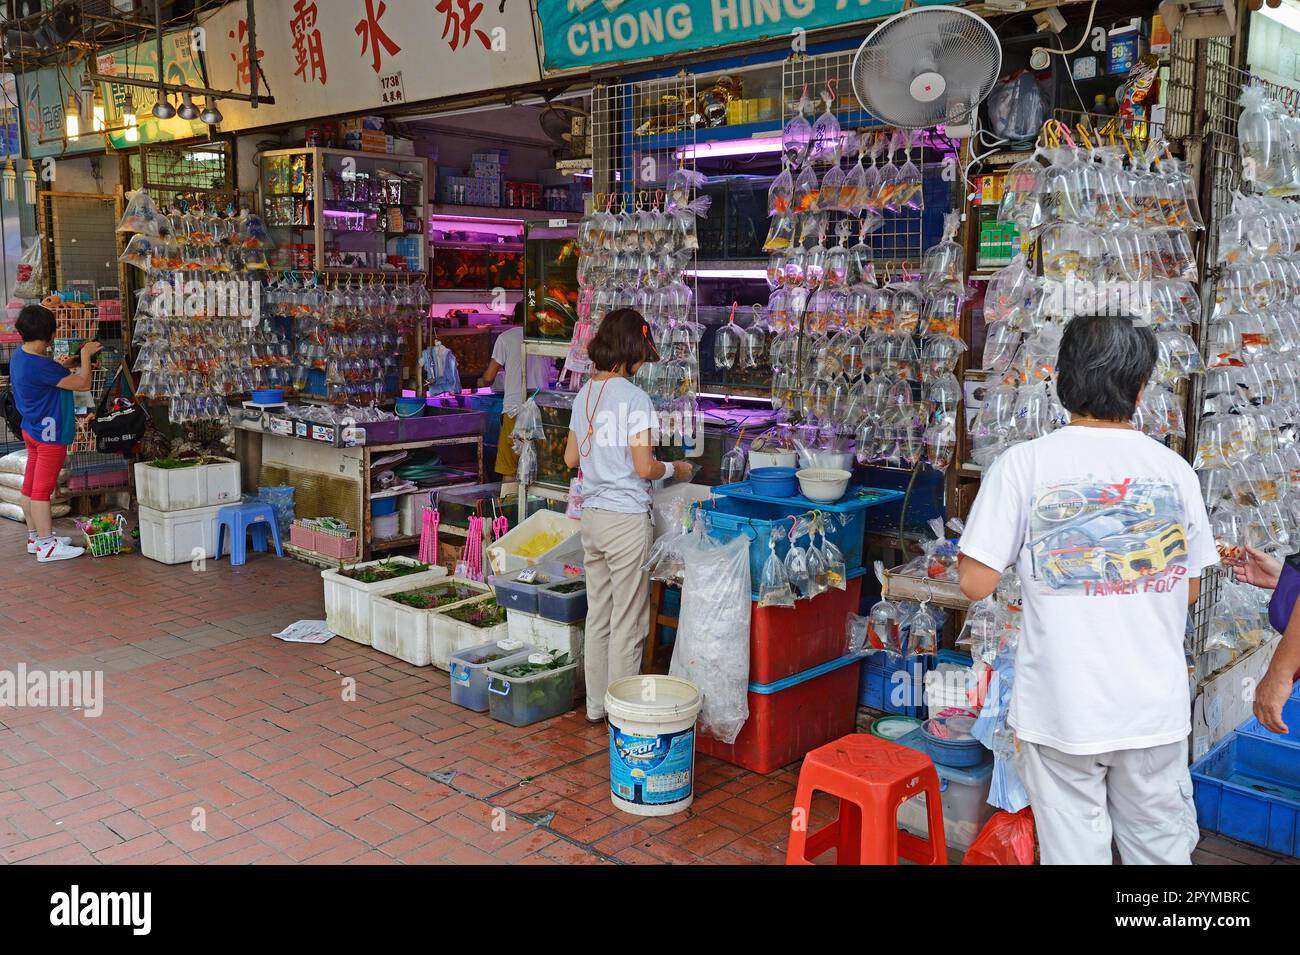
left=480, top=303, right=551, bottom=480
left=958, top=315, right=1218, bottom=865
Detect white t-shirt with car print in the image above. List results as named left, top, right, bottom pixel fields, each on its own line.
left=959, top=426, right=1219, bottom=755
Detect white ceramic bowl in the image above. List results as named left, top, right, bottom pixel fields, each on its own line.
left=796, top=468, right=851, bottom=503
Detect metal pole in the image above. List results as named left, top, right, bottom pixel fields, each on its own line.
left=246, top=0, right=259, bottom=109
left=84, top=72, right=274, bottom=106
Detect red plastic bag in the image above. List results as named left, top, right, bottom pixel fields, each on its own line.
left=964, top=808, right=1037, bottom=865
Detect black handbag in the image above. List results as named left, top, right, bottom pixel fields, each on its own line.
left=0, top=387, right=22, bottom=439
left=89, top=370, right=148, bottom=454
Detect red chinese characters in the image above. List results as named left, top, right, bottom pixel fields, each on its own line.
left=228, top=18, right=265, bottom=91
left=355, top=0, right=400, bottom=74
left=437, top=0, right=491, bottom=52
left=291, top=0, right=327, bottom=85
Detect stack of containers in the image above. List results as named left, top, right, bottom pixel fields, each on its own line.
left=134, top=458, right=240, bottom=564
left=692, top=482, right=901, bottom=773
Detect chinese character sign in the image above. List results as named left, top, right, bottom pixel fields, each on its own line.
left=291, top=0, right=327, bottom=84
left=355, top=0, right=400, bottom=74
left=437, top=0, right=490, bottom=52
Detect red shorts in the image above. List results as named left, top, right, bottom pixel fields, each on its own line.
left=22, top=431, right=68, bottom=503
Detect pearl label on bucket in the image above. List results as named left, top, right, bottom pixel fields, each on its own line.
left=609, top=725, right=695, bottom=807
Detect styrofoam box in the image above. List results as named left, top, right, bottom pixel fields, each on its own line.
left=429, top=595, right=508, bottom=671
left=320, top=558, right=447, bottom=646
left=370, top=578, right=489, bottom=667
left=506, top=609, right=584, bottom=697
left=138, top=503, right=224, bottom=565
left=134, top=458, right=240, bottom=512
left=487, top=510, right=582, bottom=576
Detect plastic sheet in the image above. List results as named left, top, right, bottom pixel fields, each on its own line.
left=670, top=530, right=751, bottom=744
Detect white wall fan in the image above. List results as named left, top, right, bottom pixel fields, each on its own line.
left=851, top=4, right=1002, bottom=138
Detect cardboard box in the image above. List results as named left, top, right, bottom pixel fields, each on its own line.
left=1150, top=13, right=1172, bottom=56
left=1108, top=24, right=1148, bottom=75
left=1191, top=636, right=1279, bottom=760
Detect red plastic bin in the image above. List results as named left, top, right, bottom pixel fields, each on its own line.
left=698, top=654, right=862, bottom=774
left=750, top=577, right=862, bottom=684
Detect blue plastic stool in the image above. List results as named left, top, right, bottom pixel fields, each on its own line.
left=215, top=501, right=284, bottom=566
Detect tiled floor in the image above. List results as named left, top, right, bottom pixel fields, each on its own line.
left=0, top=516, right=1290, bottom=865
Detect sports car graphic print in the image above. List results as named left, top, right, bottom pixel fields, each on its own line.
left=1028, top=478, right=1190, bottom=595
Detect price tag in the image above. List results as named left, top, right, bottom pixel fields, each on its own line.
left=547, top=218, right=569, bottom=228
left=517, top=568, right=539, bottom=584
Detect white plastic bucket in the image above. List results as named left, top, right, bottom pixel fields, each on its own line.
left=605, top=675, right=702, bottom=816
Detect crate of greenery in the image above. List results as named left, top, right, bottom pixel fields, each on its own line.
left=371, top=578, right=490, bottom=667
left=536, top=577, right=587, bottom=623
left=448, top=638, right=538, bottom=712
left=486, top=651, right=578, bottom=727
left=134, top=455, right=240, bottom=512
left=429, top=595, right=510, bottom=671
left=320, top=557, right=446, bottom=646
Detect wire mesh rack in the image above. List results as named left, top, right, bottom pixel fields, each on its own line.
left=590, top=75, right=698, bottom=209
left=782, top=51, right=949, bottom=271
left=140, top=138, right=238, bottom=211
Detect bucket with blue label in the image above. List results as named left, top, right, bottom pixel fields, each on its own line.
left=605, top=675, right=702, bottom=816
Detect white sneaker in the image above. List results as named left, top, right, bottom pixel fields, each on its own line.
left=36, top=540, right=84, bottom=562
left=27, top=536, right=72, bottom=555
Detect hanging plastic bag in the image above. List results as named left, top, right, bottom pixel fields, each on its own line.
left=907, top=602, right=938, bottom=656
left=118, top=233, right=157, bottom=271
left=782, top=89, right=815, bottom=167
left=515, top=439, right=538, bottom=485
left=921, top=212, right=965, bottom=291
left=512, top=398, right=544, bottom=440
left=757, top=527, right=795, bottom=609
left=12, top=240, right=44, bottom=299
left=964, top=809, right=1037, bottom=865
left=670, top=529, right=752, bottom=744
left=784, top=521, right=812, bottom=598
left=985, top=70, right=1047, bottom=142
left=644, top=495, right=692, bottom=584
left=117, top=189, right=161, bottom=235
left=810, top=82, right=843, bottom=164
left=820, top=518, right=847, bottom=590
left=768, top=164, right=794, bottom=217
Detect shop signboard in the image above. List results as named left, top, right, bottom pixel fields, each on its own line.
left=17, top=67, right=103, bottom=159
left=535, top=0, right=948, bottom=74
left=1, top=73, right=20, bottom=158
left=199, top=0, right=544, bottom=132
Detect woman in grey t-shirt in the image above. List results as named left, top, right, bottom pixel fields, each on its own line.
left=565, top=309, right=692, bottom=721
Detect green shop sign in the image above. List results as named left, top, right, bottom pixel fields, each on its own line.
left=536, top=0, right=934, bottom=73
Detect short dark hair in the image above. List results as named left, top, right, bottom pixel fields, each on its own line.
left=15, top=304, right=56, bottom=343
left=511, top=300, right=526, bottom=324
left=588, top=308, right=659, bottom=373
left=1055, top=315, right=1157, bottom=422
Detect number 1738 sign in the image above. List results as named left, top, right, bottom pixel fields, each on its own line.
left=379, top=71, right=404, bottom=105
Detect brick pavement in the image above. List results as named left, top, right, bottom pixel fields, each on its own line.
left=0, top=516, right=1290, bottom=865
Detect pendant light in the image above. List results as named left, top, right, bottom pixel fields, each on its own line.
left=22, top=159, right=37, bottom=204
left=1, top=158, right=15, bottom=202
left=199, top=98, right=223, bottom=126
left=64, top=93, right=79, bottom=142
left=153, top=94, right=176, bottom=120
left=176, top=91, right=199, bottom=121
left=78, top=74, right=94, bottom=129
left=92, top=86, right=105, bottom=132
left=122, top=90, right=138, bottom=142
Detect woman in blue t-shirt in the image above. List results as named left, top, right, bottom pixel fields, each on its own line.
left=10, top=304, right=99, bottom=561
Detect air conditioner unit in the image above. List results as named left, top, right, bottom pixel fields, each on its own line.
left=1157, top=0, right=1236, bottom=39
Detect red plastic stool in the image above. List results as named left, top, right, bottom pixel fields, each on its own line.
left=786, top=733, right=947, bottom=865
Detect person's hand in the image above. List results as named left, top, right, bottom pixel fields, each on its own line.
left=1229, top=545, right=1283, bottom=590
left=1254, top=672, right=1293, bottom=735
left=80, top=340, right=102, bottom=360
left=671, top=460, right=693, bottom=482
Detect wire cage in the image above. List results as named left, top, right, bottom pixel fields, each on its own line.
left=139, top=138, right=238, bottom=212
left=591, top=74, right=698, bottom=209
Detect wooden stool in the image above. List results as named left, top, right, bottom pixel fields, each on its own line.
left=641, top=580, right=678, bottom=674
left=786, top=733, right=947, bottom=865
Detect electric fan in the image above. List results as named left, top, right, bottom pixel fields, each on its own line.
left=851, top=5, right=1002, bottom=135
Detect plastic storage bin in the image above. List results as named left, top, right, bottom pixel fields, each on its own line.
left=1193, top=732, right=1300, bottom=857
left=487, top=660, right=578, bottom=726
left=860, top=650, right=932, bottom=718
left=486, top=510, right=582, bottom=576
left=695, top=496, right=869, bottom=591
left=429, top=596, right=509, bottom=670
left=750, top=576, right=862, bottom=683
left=370, top=578, right=491, bottom=667
left=134, top=458, right=240, bottom=512
left=697, top=653, right=862, bottom=774
left=137, top=503, right=224, bottom=565
left=449, top=638, right=536, bottom=711
left=320, top=558, right=446, bottom=646
left=1236, top=687, right=1300, bottom=749
left=537, top=578, right=587, bottom=623
left=893, top=728, right=997, bottom=852
left=490, top=566, right=565, bottom=614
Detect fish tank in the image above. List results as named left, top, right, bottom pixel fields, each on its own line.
left=523, top=221, right=579, bottom=341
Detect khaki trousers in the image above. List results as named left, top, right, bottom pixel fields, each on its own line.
left=580, top=507, right=653, bottom=719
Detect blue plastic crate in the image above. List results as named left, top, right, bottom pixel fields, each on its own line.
left=466, top=392, right=504, bottom=448
left=694, top=496, right=868, bottom=591
left=1192, top=732, right=1300, bottom=857
left=1236, top=690, right=1300, bottom=749
left=860, top=652, right=932, bottom=717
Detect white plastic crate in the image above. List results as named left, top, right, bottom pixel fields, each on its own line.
left=429, top=595, right=508, bottom=671
left=134, top=458, right=240, bottom=512
left=506, top=609, right=584, bottom=696
left=137, top=503, right=223, bottom=565
left=486, top=511, right=582, bottom=576
left=370, top=578, right=490, bottom=667
left=320, top=558, right=446, bottom=646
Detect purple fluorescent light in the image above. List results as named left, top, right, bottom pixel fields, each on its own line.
left=676, top=136, right=783, bottom=160
left=322, top=209, right=370, bottom=218
left=686, top=268, right=767, bottom=279
left=698, top=391, right=771, bottom=403
left=428, top=213, right=529, bottom=227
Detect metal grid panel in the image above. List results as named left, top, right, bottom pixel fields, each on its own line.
left=140, top=138, right=237, bottom=211
left=1164, top=25, right=1198, bottom=143
left=783, top=51, right=931, bottom=271
left=590, top=75, right=697, bottom=209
